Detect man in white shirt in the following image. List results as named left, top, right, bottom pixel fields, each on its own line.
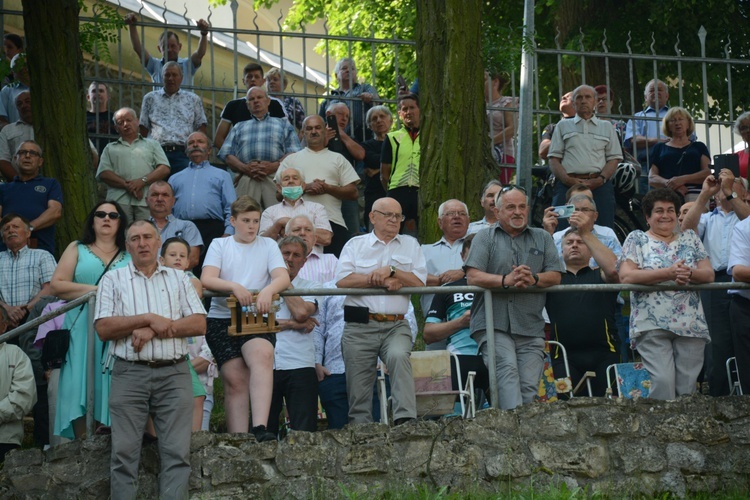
left=335, top=197, right=427, bottom=425
left=95, top=220, right=206, bottom=500
left=468, top=180, right=502, bottom=235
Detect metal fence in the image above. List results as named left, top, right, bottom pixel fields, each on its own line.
left=3, top=281, right=750, bottom=437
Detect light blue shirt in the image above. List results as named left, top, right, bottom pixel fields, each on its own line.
left=553, top=224, right=622, bottom=269
left=728, top=217, right=750, bottom=300
left=698, top=209, right=740, bottom=271
left=169, top=160, right=236, bottom=234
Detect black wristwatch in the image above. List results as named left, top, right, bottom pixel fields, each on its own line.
left=532, top=273, right=539, bottom=286
left=389, top=265, right=396, bottom=277
left=726, top=191, right=737, bottom=201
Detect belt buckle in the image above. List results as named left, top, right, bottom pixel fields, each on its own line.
left=373, top=313, right=387, bottom=322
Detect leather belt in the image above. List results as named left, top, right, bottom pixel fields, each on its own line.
left=162, top=144, right=185, bottom=153
left=568, top=172, right=602, bottom=180
left=122, top=356, right=187, bottom=368
left=369, top=313, right=405, bottom=322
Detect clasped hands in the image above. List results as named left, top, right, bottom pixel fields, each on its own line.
left=240, top=160, right=274, bottom=181
left=131, top=314, right=178, bottom=352
left=505, top=265, right=536, bottom=289
left=667, top=259, right=693, bottom=286
left=367, top=265, right=401, bottom=291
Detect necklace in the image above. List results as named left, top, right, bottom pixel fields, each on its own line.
left=92, top=242, right=118, bottom=254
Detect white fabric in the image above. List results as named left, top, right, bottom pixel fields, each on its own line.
left=273, top=275, right=320, bottom=370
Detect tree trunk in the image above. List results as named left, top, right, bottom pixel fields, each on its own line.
left=22, top=0, right=96, bottom=255
left=416, top=0, right=496, bottom=243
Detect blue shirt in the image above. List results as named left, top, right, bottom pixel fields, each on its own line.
left=150, top=214, right=204, bottom=251
left=217, top=113, right=300, bottom=164
left=169, top=161, right=237, bottom=234
left=698, top=209, right=740, bottom=271
left=0, top=175, right=63, bottom=254
left=145, top=56, right=199, bottom=85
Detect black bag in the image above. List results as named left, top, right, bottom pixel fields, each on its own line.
left=39, top=249, right=122, bottom=371
left=41, top=328, right=71, bottom=370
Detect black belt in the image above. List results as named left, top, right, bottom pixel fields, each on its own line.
left=162, top=144, right=185, bottom=153
left=120, top=356, right=186, bottom=368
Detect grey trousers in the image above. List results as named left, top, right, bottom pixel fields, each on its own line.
left=341, top=319, right=416, bottom=423
left=109, top=359, right=193, bottom=500
left=120, top=204, right=151, bottom=224
left=635, top=329, right=705, bottom=400
left=478, top=330, right=545, bottom=410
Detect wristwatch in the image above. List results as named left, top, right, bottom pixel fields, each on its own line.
left=726, top=191, right=738, bottom=201
left=141, top=176, right=149, bottom=184
left=532, top=274, right=540, bottom=286
left=389, top=265, right=396, bottom=277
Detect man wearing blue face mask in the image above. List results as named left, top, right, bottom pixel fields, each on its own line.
left=260, top=166, right=333, bottom=247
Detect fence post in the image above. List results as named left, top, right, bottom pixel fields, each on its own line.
left=86, top=293, right=96, bottom=437
left=483, top=289, right=499, bottom=408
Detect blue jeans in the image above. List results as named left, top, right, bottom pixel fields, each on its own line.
left=318, top=373, right=348, bottom=430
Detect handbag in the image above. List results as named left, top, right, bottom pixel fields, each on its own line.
left=40, top=249, right=122, bottom=371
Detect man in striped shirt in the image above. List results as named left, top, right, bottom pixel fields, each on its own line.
left=95, top=220, right=206, bottom=500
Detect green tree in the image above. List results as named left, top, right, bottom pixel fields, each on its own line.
left=21, top=0, right=97, bottom=254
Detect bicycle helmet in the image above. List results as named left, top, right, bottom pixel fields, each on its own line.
left=613, top=162, right=638, bottom=193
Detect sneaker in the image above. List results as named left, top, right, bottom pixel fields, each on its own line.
left=251, top=425, right=277, bottom=442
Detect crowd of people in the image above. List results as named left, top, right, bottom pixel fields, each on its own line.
left=1, top=21, right=750, bottom=499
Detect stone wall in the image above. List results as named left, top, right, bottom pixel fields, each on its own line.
left=2, top=395, right=749, bottom=498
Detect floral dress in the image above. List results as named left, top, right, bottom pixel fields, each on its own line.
left=620, top=229, right=710, bottom=347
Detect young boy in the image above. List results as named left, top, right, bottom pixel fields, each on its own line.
left=200, top=196, right=290, bottom=441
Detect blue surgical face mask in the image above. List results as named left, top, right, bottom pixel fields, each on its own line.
left=282, top=185, right=304, bottom=201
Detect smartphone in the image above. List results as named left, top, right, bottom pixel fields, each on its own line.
left=397, top=74, right=407, bottom=91
left=326, top=114, right=339, bottom=132
left=713, top=154, right=740, bottom=178
left=552, top=204, right=575, bottom=219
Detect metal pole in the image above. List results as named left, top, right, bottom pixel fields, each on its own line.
left=86, top=294, right=97, bottom=437
left=515, top=0, right=535, bottom=194
left=483, top=290, right=499, bottom=408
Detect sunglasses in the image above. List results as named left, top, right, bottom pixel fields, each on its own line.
left=500, top=184, right=527, bottom=194
left=94, top=211, right=121, bottom=220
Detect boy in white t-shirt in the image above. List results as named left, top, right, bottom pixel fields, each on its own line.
left=201, top=196, right=290, bottom=442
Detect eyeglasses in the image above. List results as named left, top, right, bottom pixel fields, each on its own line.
left=441, top=211, right=468, bottom=218
left=373, top=210, right=405, bottom=222
left=500, top=184, right=527, bottom=194
left=575, top=207, right=596, bottom=213
left=94, top=211, right=121, bottom=220
left=16, top=149, right=41, bottom=157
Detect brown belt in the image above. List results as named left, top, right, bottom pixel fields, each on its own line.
left=369, top=313, right=405, bottom=322
left=122, top=356, right=187, bottom=368
left=568, top=172, right=602, bottom=180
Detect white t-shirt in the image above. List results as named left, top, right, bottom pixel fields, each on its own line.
left=276, top=147, right=360, bottom=228
left=274, top=275, right=321, bottom=370
left=203, top=235, right=287, bottom=319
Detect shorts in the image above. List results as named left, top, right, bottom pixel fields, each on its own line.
left=187, top=357, right=207, bottom=398
left=205, top=317, right=276, bottom=370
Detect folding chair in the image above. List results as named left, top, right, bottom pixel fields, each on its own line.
left=410, top=350, right=476, bottom=419
left=536, top=340, right=595, bottom=402
left=606, top=362, right=651, bottom=399
left=726, top=357, right=744, bottom=396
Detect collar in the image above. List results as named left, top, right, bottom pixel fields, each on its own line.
left=116, top=134, right=144, bottom=145
left=159, top=88, right=181, bottom=98
left=4, top=245, right=29, bottom=258
left=493, top=222, right=529, bottom=237
left=574, top=114, right=600, bottom=125
left=431, top=235, right=466, bottom=248
left=281, top=198, right=304, bottom=207
left=129, top=261, right=167, bottom=278
left=149, top=213, right=176, bottom=224
left=305, top=147, right=329, bottom=154
left=644, top=105, right=670, bottom=114
left=250, top=112, right=271, bottom=122
left=565, top=265, right=593, bottom=275
left=12, top=174, right=42, bottom=183
left=367, top=231, right=401, bottom=246
left=188, top=160, right=211, bottom=170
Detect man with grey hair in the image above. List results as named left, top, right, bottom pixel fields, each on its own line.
left=97, top=107, right=171, bottom=222
left=260, top=166, right=332, bottom=246
left=0, top=90, right=33, bottom=181
left=468, top=180, right=503, bottom=234
left=139, top=61, right=208, bottom=175
left=218, top=86, right=301, bottom=208
left=318, top=57, right=379, bottom=142
left=624, top=79, right=671, bottom=194
left=421, top=199, right=471, bottom=350
left=466, top=186, right=562, bottom=410
left=548, top=84, right=623, bottom=229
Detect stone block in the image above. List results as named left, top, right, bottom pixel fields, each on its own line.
left=472, top=408, right=520, bottom=434
left=10, top=473, right=48, bottom=494
left=527, top=441, right=609, bottom=478
left=262, top=476, right=338, bottom=499
left=341, top=444, right=390, bottom=474
left=713, top=397, right=750, bottom=422
left=666, top=442, right=706, bottom=473
left=660, top=470, right=686, bottom=498
left=203, top=456, right=273, bottom=486
left=190, top=430, right=216, bottom=451
left=276, top=443, right=336, bottom=477
left=45, top=440, right=82, bottom=462
left=519, top=406, right=578, bottom=439
left=646, top=413, right=729, bottom=444
left=213, top=432, right=255, bottom=448
left=239, top=439, right=278, bottom=459
left=348, top=422, right=389, bottom=445
left=609, top=437, right=666, bottom=474
left=724, top=417, right=750, bottom=444
left=485, top=445, right=535, bottom=479
left=4, top=448, right=42, bottom=468
left=577, top=406, right=639, bottom=437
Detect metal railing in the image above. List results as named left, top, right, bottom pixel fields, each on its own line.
left=4, top=281, right=749, bottom=437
